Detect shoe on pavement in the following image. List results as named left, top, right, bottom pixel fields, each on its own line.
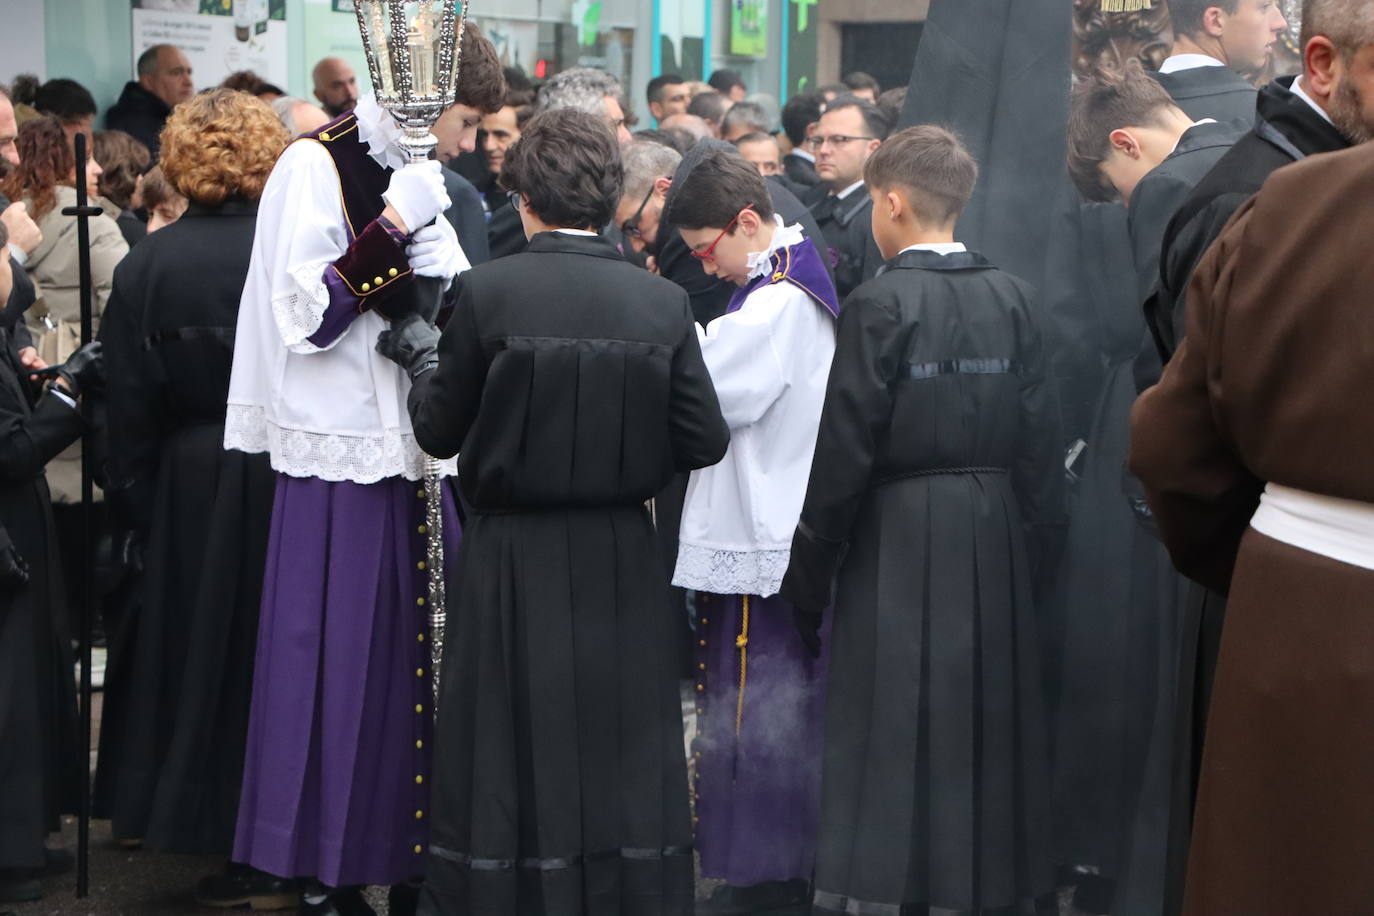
left=195, top=864, right=300, bottom=910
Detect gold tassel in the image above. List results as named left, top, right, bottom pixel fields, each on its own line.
left=735, top=596, right=750, bottom=737
left=1101, top=0, right=1152, bottom=10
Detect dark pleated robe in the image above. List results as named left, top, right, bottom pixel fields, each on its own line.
left=0, top=327, right=84, bottom=870
left=782, top=249, right=1066, bottom=914
left=94, top=198, right=275, bottom=851
left=409, top=231, right=728, bottom=916
left=1131, top=142, right=1374, bottom=916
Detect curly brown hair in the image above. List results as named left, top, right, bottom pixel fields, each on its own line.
left=93, top=130, right=151, bottom=210
left=455, top=23, right=507, bottom=115
left=1, top=116, right=75, bottom=221
left=160, top=88, right=289, bottom=206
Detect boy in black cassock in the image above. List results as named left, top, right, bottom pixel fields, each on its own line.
left=781, top=126, right=1065, bottom=916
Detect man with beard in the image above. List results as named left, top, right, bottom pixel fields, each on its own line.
left=1154, top=0, right=1289, bottom=125
left=310, top=58, right=359, bottom=119
left=1134, top=3, right=1374, bottom=912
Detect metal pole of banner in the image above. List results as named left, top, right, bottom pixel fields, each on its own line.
left=60, top=131, right=101, bottom=900
left=353, top=0, right=471, bottom=712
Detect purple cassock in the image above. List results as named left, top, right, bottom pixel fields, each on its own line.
left=692, top=235, right=839, bottom=887
left=232, top=110, right=460, bottom=888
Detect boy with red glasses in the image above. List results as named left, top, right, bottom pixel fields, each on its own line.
left=665, top=148, right=840, bottom=915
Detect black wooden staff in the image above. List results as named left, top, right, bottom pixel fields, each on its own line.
left=60, top=130, right=101, bottom=899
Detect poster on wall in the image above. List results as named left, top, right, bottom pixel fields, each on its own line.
left=131, top=0, right=288, bottom=90
left=729, top=0, right=768, bottom=57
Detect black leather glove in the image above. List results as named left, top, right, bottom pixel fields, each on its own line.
left=375, top=312, right=440, bottom=381
left=793, top=605, right=822, bottom=659
left=373, top=274, right=446, bottom=324
left=56, top=340, right=104, bottom=397
left=0, top=532, right=29, bottom=592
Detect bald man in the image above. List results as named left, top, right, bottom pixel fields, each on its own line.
left=312, top=57, right=359, bottom=118
left=107, top=44, right=194, bottom=159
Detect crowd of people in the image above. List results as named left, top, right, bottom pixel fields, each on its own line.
left=2, top=1, right=1374, bottom=915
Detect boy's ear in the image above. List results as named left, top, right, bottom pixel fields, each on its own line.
left=1109, top=127, right=1141, bottom=160
left=884, top=190, right=904, bottom=222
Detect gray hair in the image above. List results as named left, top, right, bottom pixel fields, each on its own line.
left=537, top=67, right=623, bottom=115
left=1301, top=0, right=1374, bottom=54
left=621, top=140, right=682, bottom=203
left=721, top=101, right=772, bottom=137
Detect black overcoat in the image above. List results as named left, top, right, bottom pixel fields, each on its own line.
left=409, top=231, right=728, bottom=916
left=0, top=328, right=83, bottom=870
left=93, top=198, right=275, bottom=852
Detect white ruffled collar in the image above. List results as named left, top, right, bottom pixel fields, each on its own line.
left=354, top=94, right=408, bottom=171
left=746, top=217, right=807, bottom=281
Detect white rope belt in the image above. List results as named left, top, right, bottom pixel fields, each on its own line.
left=1250, top=483, right=1374, bottom=572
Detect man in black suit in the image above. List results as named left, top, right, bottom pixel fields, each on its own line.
left=804, top=95, right=889, bottom=298
left=616, top=137, right=832, bottom=327
left=780, top=92, right=823, bottom=189
left=1152, top=0, right=1289, bottom=124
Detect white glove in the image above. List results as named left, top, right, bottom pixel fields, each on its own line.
left=382, top=160, right=450, bottom=233
left=406, top=222, right=470, bottom=280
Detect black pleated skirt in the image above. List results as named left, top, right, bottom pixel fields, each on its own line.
left=422, top=505, right=694, bottom=916
left=813, top=471, right=1054, bottom=915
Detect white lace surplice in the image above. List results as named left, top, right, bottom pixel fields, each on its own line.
left=224, top=96, right=459, bottom=483
left=672, top=223, right=837, bottom=598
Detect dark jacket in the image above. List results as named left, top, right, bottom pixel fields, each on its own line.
left=441, top=165, right=490, bottom=266
left=1151, top=65, right=1258, bottom=127
left=1138, top=76, right=1350, bottom=385
left=1127, top=119, right=1246, bottom=305
left=106, top=82, right=172, bottom=160
left=805, top=181, right=884, bottom=300
left=783, top=152, right=821, bottom=190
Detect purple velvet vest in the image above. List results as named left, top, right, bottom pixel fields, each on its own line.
left=302, top=111, right=391, bottom=242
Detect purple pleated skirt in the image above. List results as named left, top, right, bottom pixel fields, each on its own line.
left=232, top=474, right=460, bottom=888
left=692, top=592, right=828, bottom=886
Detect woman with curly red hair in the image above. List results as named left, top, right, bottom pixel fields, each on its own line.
left=93, top=89, right=293, bottom=904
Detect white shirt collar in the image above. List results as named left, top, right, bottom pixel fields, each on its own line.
left=354, top=94, right=408, bottom=171
left=833, top=180, right=865, bottom=201
left=554, top=228, right=599, bottom=236
left=1158, top=53, right=1227, bottom=75
left=1290, top=77, right=1335, bottom=126
left=789, top=147, right=815, bottom=164
left=897, top=241, right=967, bottom=257
left=746, top=216, right=807, bottom=280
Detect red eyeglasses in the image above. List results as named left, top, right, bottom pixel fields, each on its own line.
left=690, top=204, right=754, bottom=262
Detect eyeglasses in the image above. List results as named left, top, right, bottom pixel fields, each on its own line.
left=620, top=185, right=655, bottom=240
left=690, top=205, right=752, bottom=262
left=806, top=134, right=878, bottom=151
left=506, top=189, right=523, bottom=213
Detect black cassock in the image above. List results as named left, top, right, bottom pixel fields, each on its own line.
left=409, top=231, right=728, bottom=916
left=0, top=326, right=83, bottom=871
left=782, top=250, right=1065, bottom=914
left=94, top=198, right=274, bottom=852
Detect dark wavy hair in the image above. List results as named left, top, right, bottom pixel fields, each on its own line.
left=500, top=108, right=623, bottom=230
left=1, top=116, right=74, bottom=220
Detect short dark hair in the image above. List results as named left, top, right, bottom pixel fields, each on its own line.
left=666, top=148, right=774, bottom=230
left=781, top=92, right=823, bottom=147
left=843, top=71, right=881, bottom=93
left=1067, top=61, right=1179, bottom=201
left=721, top=100, right=771, bottom=135
left=455, top=23, right=507, bottom=114
left=221, top=70, right=268, bottom=94
left=876, top=86, right=908, bottom=129
left=93, top=130, right=151, bottom=209
left=865, top=125, right=978, bottom=226
left=647, top=73, right=686, bottom=107
left=1166, top=0, right=1240, bottom=38
left=35, top=79, right=97, bottom=122
left=687, top=90, right=728, bottom=125
left=503, top=66, right=533, bottom=95
left=708, top=69, right=746, bottom=94
left=820, top=94, right=892, bottom=140
left=817, top=82, right=850, bottom=99
left=500, top=108, right=623, bottom=229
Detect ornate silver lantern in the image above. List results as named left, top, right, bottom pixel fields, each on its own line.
left=354, top=0, right=470, bottom=710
